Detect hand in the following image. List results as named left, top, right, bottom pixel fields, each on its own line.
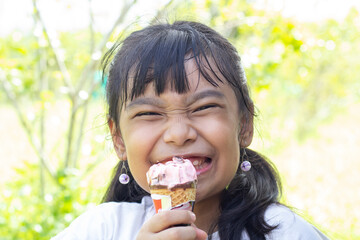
left=136, top=210, right=208, bottom=240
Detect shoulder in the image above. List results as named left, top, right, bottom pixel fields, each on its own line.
left=264, top=204, right=329, bottom=240
left=51, top=196, right=154, bottom=240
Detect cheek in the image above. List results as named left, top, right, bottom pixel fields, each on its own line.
left=199, top=115, right=240, bottom=178
left=125, top=123, right=163, bottom=163
left=122, top=124, right=161, bottom=193
left=128, top=160, right=151, bottom=192
left=197, top=114, right=240, bottom=148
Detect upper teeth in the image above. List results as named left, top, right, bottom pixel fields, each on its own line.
left=193, top=159, right=206, bottom=166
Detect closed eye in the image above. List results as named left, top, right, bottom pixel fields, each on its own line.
left=194, top=104, right=218, bottom=112
left=135, top=112, right=161, bottom=117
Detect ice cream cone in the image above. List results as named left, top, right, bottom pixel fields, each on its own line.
left=150, top=187, right=196, bottom=208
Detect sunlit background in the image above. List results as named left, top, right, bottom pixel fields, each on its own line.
left=1, top=0, right=359, bottom=239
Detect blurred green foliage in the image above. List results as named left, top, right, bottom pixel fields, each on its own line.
left=0, top=162, right=103, bottom=240
left=1, top=0, right=359, bottom=239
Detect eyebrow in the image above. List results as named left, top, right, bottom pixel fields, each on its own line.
left=186, top=89, right=226, bottom=105
left=125, top=97, right=165, bottom=110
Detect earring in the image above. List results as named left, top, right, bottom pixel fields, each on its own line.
left=240, top=148, right=251, bottom=172
left=119, top=160, right=130, bottom=184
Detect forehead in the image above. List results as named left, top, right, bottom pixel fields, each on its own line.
left=129, top=56, right=227, bottom=95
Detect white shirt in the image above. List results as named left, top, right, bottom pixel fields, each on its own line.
left=51, top=196, right=329, bottom=240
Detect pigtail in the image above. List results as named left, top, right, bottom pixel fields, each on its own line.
left=213, top=148, right=282, bottom=240
left=102, top=161, right=149, bottom=203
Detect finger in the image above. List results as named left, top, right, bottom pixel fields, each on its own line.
left=195, top=228, right=208, bottom=240
left=190, top=223, right=208, bottom=240
left=144, top=210, right=196, bottom=233
left=157, top=225, right=197, bottom=240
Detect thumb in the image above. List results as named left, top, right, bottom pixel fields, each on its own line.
left=195, top=227, right=208, bottom=240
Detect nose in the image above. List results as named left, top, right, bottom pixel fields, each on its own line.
left=163, top=116, right=197, bottom=146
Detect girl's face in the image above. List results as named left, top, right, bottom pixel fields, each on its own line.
left=113, top=59, right=252, bottom=204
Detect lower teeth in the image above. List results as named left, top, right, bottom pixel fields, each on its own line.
left=195, top=164, right=204, bottom=170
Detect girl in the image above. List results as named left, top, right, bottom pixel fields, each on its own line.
left=52, top=21, right=329, bottom=240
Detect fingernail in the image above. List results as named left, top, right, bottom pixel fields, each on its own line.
left=190, top=212, right=196, bottom=221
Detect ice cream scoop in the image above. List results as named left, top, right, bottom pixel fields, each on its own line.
left=146, top=156, right=197, bottom=213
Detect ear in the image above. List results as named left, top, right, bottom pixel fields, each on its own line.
left=239, top=111, right=254, bottom=148
left=108, top=118, right=127, bottom=160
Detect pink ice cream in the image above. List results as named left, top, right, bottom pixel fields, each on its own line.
left=146, top=156, right=197, bottom=190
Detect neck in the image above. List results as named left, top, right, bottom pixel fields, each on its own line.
left=193, top=193, right=221, bottom=234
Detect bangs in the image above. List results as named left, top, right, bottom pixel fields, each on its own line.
left=119, top=24, right=227, bottom=103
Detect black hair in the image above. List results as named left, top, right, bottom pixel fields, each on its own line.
left=101, top=21, right=281, bottom=240
left=216, top=148, right=281, bottom=239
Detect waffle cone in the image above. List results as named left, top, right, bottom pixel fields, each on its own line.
left=150, top=188, right=196, bottom=207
